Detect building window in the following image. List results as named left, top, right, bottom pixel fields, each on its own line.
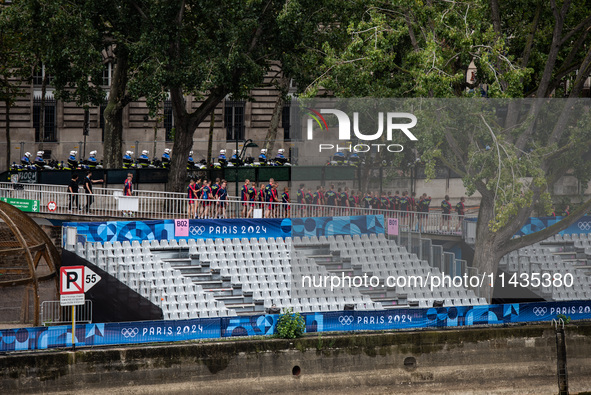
left=225, top=100, right=245, bottom=141
left=33, top=97, right=57, bottom=142
left=102, top=63, right=113, bottom=87
left=100, top=103, right=106, bottom=141
left=164, top=100, right=174, bottom=141
left=33, top=64, right=53, bottom=86
left=282, top=104, right=291, bottom=141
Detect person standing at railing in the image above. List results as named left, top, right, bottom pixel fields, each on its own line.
left=281, top=187, right=290, bottom=218
left=194, top=178, right=203, bottom=216
left=200, top=180, right=212, bottom=218
left=263, top=178, right=274, bottom=218
left=312, top=185, right=322, bottom=206
left=319, top=185, right=326, bottom=216
left=339, top=187, right=350, bottom=209
left=241, top=179, right=250, bottom=218
left=348, top=190, right=358, bottom=209
left=247, top=181, right=258, bottom=218
left=218, top=180, right=228, bottom=218
left=393, top=190, right=401, bottom=211
left=409, top=191, right=417, bottom=230
left=441, top=195, right=452, bottom=232
left=362, top=191, right=373, bottom=209
left=312, top=186, right=322, bottom=217
left=295, top=183, right=305, bottom=217
left=83, top=170, right=103, bottom=213
left=325, top=184, right=337, bottom=216
left=380, top=192, right=389, bottom=214
left=386, top=191, right=394, bottom=211
left=187, top=178, right=198, bottom=219
left=122, top=173, right=134, bottom=217
left=562, top=205, right=570, bottom=217
left=455, top=197, right=466, bottom=231
left=210, top=178, right=221, bottom=218
left=372, top=191, right=381, bottom=212
left=418, top=193, right=431, bottom=232
left=68, top=174, right=80, bottom=212
left=270, top=181, right=280, bottom=218
left=305, top=188, right=314, bottom=216
left=398, top=191, right=410, bottom=227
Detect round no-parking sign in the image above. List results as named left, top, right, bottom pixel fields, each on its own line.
left=47, top=201, right=57, bottom=211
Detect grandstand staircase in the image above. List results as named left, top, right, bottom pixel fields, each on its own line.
left=152, top=247, right=259, bottom=315
left=293, top=242, right=400, bottom=306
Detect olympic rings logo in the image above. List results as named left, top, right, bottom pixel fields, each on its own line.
left=190, top=226, right=206, bottom=236
left=532, top=307, right=547, bottom=317
left=339, top=315, right=354, bottom=325
left=121, top=328, right=139, bottom=338
left=577, top=221, right=591, bottom=231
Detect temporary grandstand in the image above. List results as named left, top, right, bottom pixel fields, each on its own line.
left=499, top=233, right=591, bottom=301
left=71, top=232, right=488, bottom=320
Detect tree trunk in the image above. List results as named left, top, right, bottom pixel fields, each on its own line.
left=168, top=112, right=192, bottom=192
left=489, top=0, right=502, bottom=36
left=471, top=193, right=501, bottom=302
left=39, top=73, right=47, bottom=149
left=5, top=99, right=10, bottom=172
left=103, top=46, right=130, bottom=169
left=103, top=102, right=124, bottom=169
left=167, top=88, right=227, bottom=192
left=263, top=76, right=290, bottom=153
left=207, top=112, right=214, bottom=166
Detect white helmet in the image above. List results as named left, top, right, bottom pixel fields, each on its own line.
left=233, top=149, right=238, bottom=154
left=142, top=150, right=149, bottom=155
left=69, top=151, right=77, bottom=156
left=189, top=151, right=193, bottom=156
left=164, top=148, right=171, bottom=154
left=260, top=149, right=267, bottom=154
left=220, top=149, right=226, bottom=155
left=25, top=152, right=31, bottom=158
left=278, top=148, right=285, bottom=154
left=36, top=151, right=44, bottom=157
left=90, top=150, right=97, bottom=156
left=125, top=150, right=133, bottom=156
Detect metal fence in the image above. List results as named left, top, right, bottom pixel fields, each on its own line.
left=0, top=182, right=475, bottom=235
left=40, top=300, right=93, bottom=326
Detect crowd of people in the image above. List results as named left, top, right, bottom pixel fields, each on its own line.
left=186, top=177, right=230, bottom=219
left=66, top=173, right=468, bottom=224
left=182, top=178, right=469, bottom=225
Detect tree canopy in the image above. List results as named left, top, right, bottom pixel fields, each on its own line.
left=305, top=0, right=591, bottom=300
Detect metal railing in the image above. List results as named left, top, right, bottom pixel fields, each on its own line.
left=40, top=300, right=93, bottom=326
left=0, top=182, right=476, bottom=235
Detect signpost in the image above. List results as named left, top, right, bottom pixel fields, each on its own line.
left=47, top=201, right=57, bottom=211
left=174, top=219, right=189, bottom=237
left=0, top=197, right=39, bottom=212
left=387, top=217, right=399, bottom=236
left=59, top=266, right=101, bottom=349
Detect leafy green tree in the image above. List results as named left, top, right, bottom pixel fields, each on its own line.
left=5, top=0, right=146, bottom=168
left=130, top=0, right=359, bottom=192
left=0, top=5, right=35, bottom=170
left=308, top=0, right=591, bottom=301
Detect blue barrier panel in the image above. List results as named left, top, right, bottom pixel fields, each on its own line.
left=63, top=218, right=291, bottom=244
left=291, top=215, right=384, bottom=237
left=3, top=301, right=590, bottom=352
left=63, top=215, right=384, bottom=245
left=515, top=215, right=591, bottom=237
left=0, top=319, right=221, bottom=352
